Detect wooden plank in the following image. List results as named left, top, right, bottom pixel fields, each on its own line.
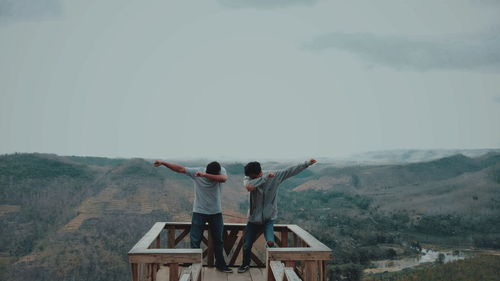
left=227, top=267, right=252, bottom=281
left=191, top=263, right=202, bottom=281
left=266, top=249, right=332, bottom=261
left=302, top=261, right=317, bottom=281
left=281, top=230, right=288, bottom=247
left=224, top=230, right=239, bottom=255
left=274, top=235, right=282, bottom=247
left=284, top=267, right=302, bottom=281
left=293, top=233, right=298, bottom=247
left=130, top=222, right=166, bottom=252
left=203, top=266, right=228, bottom=281
left=319, top=261, right=325, bottom=281
left=270, top=261, right=285, bottom=281
left=250, top=251, right=265, bottom=267
left=286, top=225, right=330, bottom=250
left=131, top=263, right=139, bottom=281
left=207, top=230, right=214, bottom=267
left=229, top=235, right=244, bottom=266
left=168, top=226, right=176, bottom=248
left=170, top=263, right=179, bottom=281
left=175, top=228, right=190, bottom=246
left=179, top=273, right=190, bottom=281
left=129, top=249, right=202, bottom=264
left=249, top=267, right=265, bottom=281
left=156, top=236, right=161, bottom=248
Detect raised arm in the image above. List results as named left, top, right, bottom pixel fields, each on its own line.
left=195, top=172, right=227, bottom=183
left=154, top=160, right=186, bottom=173
left=275, top=159, right=316, bottom=182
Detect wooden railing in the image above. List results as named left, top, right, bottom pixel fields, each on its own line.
left=128, top=222, right=332, bottom=281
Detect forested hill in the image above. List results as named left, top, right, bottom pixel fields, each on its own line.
left=0, top=152, right=499, bottom=281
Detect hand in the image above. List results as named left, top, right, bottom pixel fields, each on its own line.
left=309, top=159, right=317, bottom=165
left=195, top=172, right=206, bottom=177
left=267, top=172, right=275, bottom=178
left=246, top=184, right=256, bottom=192
left=154, top=160, right=162, bottom=167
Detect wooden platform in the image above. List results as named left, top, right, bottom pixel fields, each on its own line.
left=156, top=266, right=265, bottom=281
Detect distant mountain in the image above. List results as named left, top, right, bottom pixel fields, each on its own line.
left=336, top=148, right=500, bottom=164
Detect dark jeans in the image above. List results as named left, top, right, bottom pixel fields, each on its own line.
left=190, top=212, right=227, bottom=268
left=242, top=220, right=275, bottom=266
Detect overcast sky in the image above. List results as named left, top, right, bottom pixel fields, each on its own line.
left=1, top=0, right=499, bottom=160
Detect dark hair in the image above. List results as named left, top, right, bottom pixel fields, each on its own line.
left=206, top=161, right=221, bottom=175
left=244, top=161, right=262, bottom=177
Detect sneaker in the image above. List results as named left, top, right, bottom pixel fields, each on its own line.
left=237, top=265, right=250, bottom=273
left=217, top=266, right=233, bottom=273
left=265, top=241, right=276, bottom=248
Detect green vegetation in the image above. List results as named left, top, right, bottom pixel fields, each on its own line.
left=364, top=255, right=500, bottom=281
left=1, top=153, right=499, bottom=281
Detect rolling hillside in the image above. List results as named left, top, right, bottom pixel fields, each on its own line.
left=0, top=152, right=499, bottom=281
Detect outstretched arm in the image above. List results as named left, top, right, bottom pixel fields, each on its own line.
left=154, top=160, right=186, bottom=174
left=195, top=172, right=227, bottom=183
left=275, top=159, right=316, bottom=182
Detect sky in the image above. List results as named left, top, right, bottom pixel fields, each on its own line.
left=1, top=0, right=500, bottom=160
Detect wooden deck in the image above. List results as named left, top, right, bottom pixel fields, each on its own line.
left=156, top=266, right=265, bottom=281
left=128, top=222, right=332, bottom=281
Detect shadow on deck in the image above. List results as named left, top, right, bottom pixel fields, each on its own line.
left=128, top=222, right=332, bottom=281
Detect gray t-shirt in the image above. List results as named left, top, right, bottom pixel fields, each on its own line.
left=185, top=167, right=226, bottom=215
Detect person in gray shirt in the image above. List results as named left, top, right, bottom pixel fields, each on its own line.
left=154, top=160, right=233, bottom=273
left=237, top=159, right=317, bottom=273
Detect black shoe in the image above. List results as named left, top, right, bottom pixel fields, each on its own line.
left=217, top=266, right=233, bottom=273
left=238, top=265, right=250, bottom=273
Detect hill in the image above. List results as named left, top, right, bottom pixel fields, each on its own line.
left=0, top=152, right=499, bottom=281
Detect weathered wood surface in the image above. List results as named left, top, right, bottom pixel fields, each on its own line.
left=284, top=267, right=302, bottom=281
left=128, top=249, right=202, bottom=264
left=129, top=222, right=332, bottom=281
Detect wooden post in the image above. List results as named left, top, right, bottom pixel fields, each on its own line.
left=168, top=226, right=175, bottom=248
left=293, top=233, right=298, bottom=247
left=281, top=230, right=288, bottom=247
left=266, top=252, right=275, bottom=281
left=320, top=260, right=326, bottom=281
left=303, top=261, right=318, bottom=281
left=169, top=263, right=179, bottom=281
left=207, top=230, right=214, bottom=267
left=131, top=263, right=139, bottom=281
left=155, top=236, right=161, bottom=248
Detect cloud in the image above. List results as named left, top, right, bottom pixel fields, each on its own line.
left=493, top=96, right=500, bottom=103
left=0, top=0, right=61, bottom=24
left=217, top=0, right=318, bottom=9
left=305, top=31, right=500, bottom=72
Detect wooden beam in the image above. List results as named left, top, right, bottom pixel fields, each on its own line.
left=286, top=225, right=330, bottom=250
left=302, top=261, right=318, bottom=281
left=169, top=263, right=179, bottom=281
left=251, top=251, right=265, bottom=267
left=168, top=226, right=176, bottom=248
left=191, top=263, right=202, bottom=281
left=128, top=249, right=202, bottom=264
left=229, top=235, right=244, bottom=266
left=207, top=230, right=214, bottom=267
left=129, top=222, right=166, bottom=253
left=281, top=230, right=288, bottom=247
left=175, top=228, right=190, bottom=246
left=284, top=267, right=302, bottom=281
left=130, top=263, right=139, bottom=281
left=274, top=234, right=282, bottom=247
left=266, top=249, right=332, bottom=261
left=224, top=230, right=239, bottom=256
left=270, top=261, right=285, bottom=281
